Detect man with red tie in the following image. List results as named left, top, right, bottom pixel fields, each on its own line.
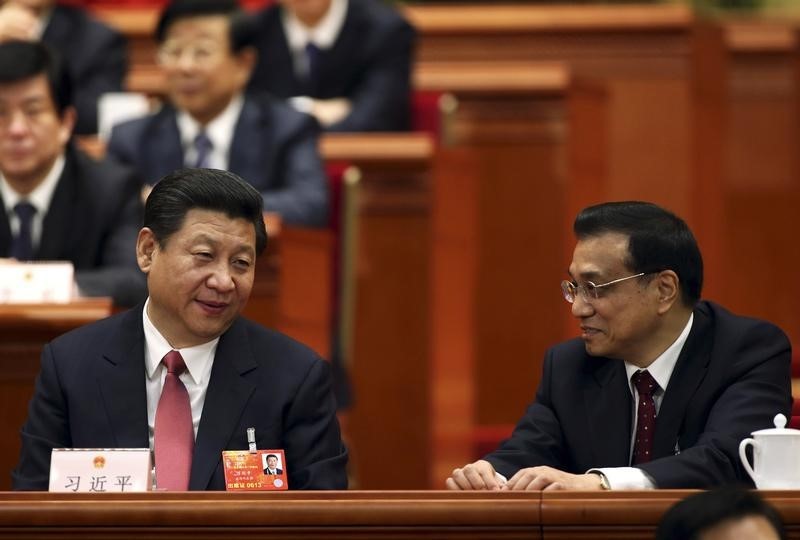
left=12, top=168, right=347, bottom=491
left=447, top=201, right=792, bottom=491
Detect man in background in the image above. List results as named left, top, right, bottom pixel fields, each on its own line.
left=0, top=0, right=127, bottom=134
left=656, top=488, right=785, bottom=540
left=13, top=168, right=347, bottom=490
left=0, top=40, right=144, bottom=307
left=447, top=201, right=791, bottom=490
left=108, top=0, right=328, bottom=227
left=249, top=0, right=415, bottom=132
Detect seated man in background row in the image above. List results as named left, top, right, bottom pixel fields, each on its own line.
left=447, top=201, right=791, bottom=491
left=0, top=0, right=127, bottom=135
left=0, top=40, right=145, bottom=307
left=656, top=487, right=786, bottom=540
left=108, top=0, right=328, bottom=227
left=13, top=168, right=348, bottom=491
left=249, top=0, right=416, bottom=132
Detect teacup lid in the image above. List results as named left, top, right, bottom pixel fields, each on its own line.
left=750, top=414, right=800, bottom=436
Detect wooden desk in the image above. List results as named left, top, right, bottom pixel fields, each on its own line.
left=320, top=134, right=435, bottom=490
left=0, top=299, right=113, bottom=492
left=0, top=490, right=799, bottom=539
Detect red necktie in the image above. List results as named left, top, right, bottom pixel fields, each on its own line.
left=632, top=370, right=659, bottom=465
left=154, top=350, right=193, bottom=490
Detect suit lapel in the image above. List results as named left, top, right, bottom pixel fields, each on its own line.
left=189, top=319, right=258, bottom=490
left=143, top=108, right=184, bottom=183
left=584, top=356, right=632, bottom=467
left=95, top=307, right=150, bottom=448
left=653, top=309, right=712, bottom=458
left=38, top=150, right=78, bottom=260
left=0, top=196, right=11, bottom=256
left=229, top=97, right=273, bottom=190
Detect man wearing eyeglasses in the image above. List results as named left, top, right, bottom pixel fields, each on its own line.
left=447, top=201, right=791, bottom=491
left=107, top=0, right=328, bottom=227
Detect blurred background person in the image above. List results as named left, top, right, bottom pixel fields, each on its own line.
left=656, top=487, right=786, bottom=540
left=0, top=0, right=127, bottom=135
left=107, top=0, right=328, bottom=227
left=0, top=40, right=145, bottom=307
left=248, top=0, right=416, bottom=131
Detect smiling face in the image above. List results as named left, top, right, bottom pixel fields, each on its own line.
left=137, top=208, right=256, bottom=348
left=567, top=232, right=665, bottom=365
left=158, top=15, right=254, bottom=126
left=0, top=74, right=73, bottom=194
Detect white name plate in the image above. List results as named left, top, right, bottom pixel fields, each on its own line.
left=0, top=261, right=74, bottom=303
left=49, top=448, right=152, bottom=493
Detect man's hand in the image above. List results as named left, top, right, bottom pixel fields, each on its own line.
left=445, top=459, right=504, bottom=491
left=503, top=466, right=605, bottom=491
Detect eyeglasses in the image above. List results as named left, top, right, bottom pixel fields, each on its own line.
left=561, top=272, right=648, bottom=304
left=156, top=40, right=225, bottom=67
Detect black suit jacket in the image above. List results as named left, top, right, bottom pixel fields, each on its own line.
left=485, top=301, right=792, bottom=488
left=264, top=468, right=284, bottom=475
left=106, top=95, right=328, bottom=227
left=43, top=5, right=127, bottom=135
left=12, top=306, right=348, bottom=491
left=249, top=0, right=416, bottom=132
left=0, top=145, right=146, bottom=307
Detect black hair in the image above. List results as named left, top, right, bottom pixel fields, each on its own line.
left=655, top=487, right=786, bottom=540
left=145, top=168, right=267, bottom=255
left=266, top=454, right=278, bottom=460
left=0, top=40, right=71, bottom=115
left=574, top=201, right=703, bottom=307
left=155, top=0, right=257, bottom=53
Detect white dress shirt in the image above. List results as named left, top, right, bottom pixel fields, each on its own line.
left=281, top=0, right=348, bottom=80
left=176, top=93, right=244, bottom=171
left=142, top=298, right=219, bottom=454
left=0, top=154, right=64, bottom=252
left=593, top=312, right=695, bottom=489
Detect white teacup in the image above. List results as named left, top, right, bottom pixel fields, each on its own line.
left=739, top=413, right=800, bottom=489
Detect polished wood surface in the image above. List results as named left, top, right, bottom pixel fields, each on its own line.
left=0, top=490, right=799, bottom=539
left=0, top=299, right=113, bottom=493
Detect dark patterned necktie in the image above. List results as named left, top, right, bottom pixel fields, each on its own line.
left=632, top=370, right=659, bottom=465
left=10, top=202, right=36, bottom=261
left=193, top=132, right=213, bottom=168
left=304, top=42, right=321, bottom=89
left=154, top=350, right=193, bottom=490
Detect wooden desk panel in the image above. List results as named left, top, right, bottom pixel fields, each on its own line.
left=1, top=490, right=800, bottom=539
left=0, top=300, right=113, bottom=492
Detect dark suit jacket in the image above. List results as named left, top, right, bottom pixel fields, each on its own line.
left=485, top=301, right=792, bottom=488
left=0, top=145, right=146, bottom=307
left=12, top=306, right=348, bottom=491
left=106, top=95, right=328, bottom=227
left=249, top=0, right=416, bottom=132
left=43, top=5, right=127, bottom=135
left=264, top=468, right=284, bottom=475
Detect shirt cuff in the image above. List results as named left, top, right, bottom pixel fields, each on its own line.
left=587, top=467, right=656, bottom=490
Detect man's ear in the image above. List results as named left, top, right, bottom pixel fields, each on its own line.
left=136, top=227, right=157, bottom=274
left=655, top=270, right=680, bottom=314
left=235, top=46, right=257, bottom=86
left=58, top=106, right=76, bottom=146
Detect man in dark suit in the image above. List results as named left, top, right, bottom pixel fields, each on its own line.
left=263, top=454, right=284, bottom=475
left=107, top=0, right=328, bottom=227
left=12, top=167, right=348, bottom=491
left=0, top=40, right=145, bottom=307
left=249, top=0, right=416, bottom=132
left=0, top=0, right=127, bottom=134
left=447, top=201, right=792, bottom=491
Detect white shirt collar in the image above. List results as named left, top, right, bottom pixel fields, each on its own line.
left=176, top=93, right=244, bottom=170
left=142, top=297, right=219, bottom=386
left=1, top=153, right=65, bottom=223
left=625, top=312, right=694, bottom=394
left=282, top=0, right=348, bottom=51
